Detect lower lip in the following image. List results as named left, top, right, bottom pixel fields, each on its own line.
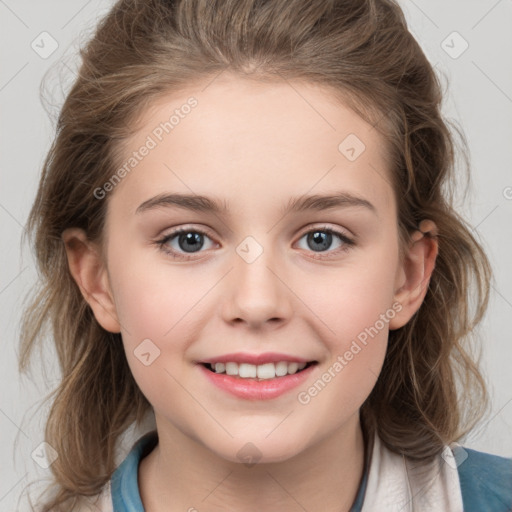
left=198, top=363, right=317, bottom=400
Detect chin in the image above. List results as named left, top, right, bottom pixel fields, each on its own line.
left=206, top=435, right=306, bottom=466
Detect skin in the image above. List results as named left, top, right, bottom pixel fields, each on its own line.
left=62, top=73, right=438, bottom=512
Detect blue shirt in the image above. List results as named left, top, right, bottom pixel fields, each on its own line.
left=110, top=430, right=512, bottom=511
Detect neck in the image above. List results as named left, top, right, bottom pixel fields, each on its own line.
left=139, top=413, right=366, bottom=512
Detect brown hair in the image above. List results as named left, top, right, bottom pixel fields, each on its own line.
left=19, top=0, right=492, bottom=509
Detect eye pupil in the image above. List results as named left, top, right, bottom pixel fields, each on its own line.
left=308, top=231, right=332, bottom=252
left=179, top=232, right=203, bottom=252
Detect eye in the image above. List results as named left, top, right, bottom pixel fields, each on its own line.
left=154, top=225, right=355, bottom=261
left=296, top=226, right=355, bottom=257
left=155, top=227, right=216, bottom=260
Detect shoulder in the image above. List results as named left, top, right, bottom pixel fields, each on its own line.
left=452, top=444, right=512, bottom=512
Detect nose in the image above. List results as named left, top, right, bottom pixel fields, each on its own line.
left=221, top=244, right=294, bottom=330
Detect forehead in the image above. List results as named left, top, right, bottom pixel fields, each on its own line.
left=109, top=73, right=396, bottom=221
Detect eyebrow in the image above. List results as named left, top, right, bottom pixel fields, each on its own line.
left=135, top=191, right=377, bottom=216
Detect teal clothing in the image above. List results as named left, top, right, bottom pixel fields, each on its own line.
left=110, top=430, right=512, bottom=511
left=452, top=444, right=512, bottom=512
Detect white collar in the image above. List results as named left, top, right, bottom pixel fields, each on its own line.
left=83, top=430, right=465, bottom=512
left=361, top=432, right=464, bottom=512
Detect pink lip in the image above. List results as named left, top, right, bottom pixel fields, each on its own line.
left=199, top=352, right=313, bottom=365
left=198, top=362, right=317, bottom=400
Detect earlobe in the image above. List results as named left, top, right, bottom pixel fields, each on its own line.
left=61, top=228, right=121, bottom=333
left=389, top=220, right=439, bottom=330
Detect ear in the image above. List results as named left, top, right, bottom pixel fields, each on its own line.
left=389, top=220, right=439, bottom=330
left=61, top=228, right=121, bottom=333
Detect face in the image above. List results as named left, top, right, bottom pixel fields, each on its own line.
left=96, top=73, right=409, bottom=463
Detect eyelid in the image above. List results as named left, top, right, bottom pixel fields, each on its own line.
left=155, top=223, right=356, bottom=260
left=296, top=223, right=354, bottom=241
left=294, top=224, right=356, bottom=257
left=158, top=223, right=217, bottom=240
left=156, top=223, right=353, bottom=243
left=155, top=224, right=218, bottom=260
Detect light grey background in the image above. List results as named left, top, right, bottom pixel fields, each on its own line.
left=1, top=1, right=511, bottom=510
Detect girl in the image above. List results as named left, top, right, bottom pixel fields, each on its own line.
left=19, top=0, right=512, bottom=511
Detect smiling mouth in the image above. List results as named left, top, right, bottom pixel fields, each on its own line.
left=201, top=361, right=318, bottom=380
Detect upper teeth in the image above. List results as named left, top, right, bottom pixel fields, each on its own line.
left=210, top=361, right=308, bottom=379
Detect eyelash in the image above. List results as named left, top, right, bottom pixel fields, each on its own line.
left=154, top=225, right=356, bottom=261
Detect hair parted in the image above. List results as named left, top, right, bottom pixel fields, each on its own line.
left=19, top=0, right=492, bottom=510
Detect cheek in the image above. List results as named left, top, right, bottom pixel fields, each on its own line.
left=308, top=251, right=398, bottom=343
left=302, top=249, right=397, bottom=398
left=107, top=261, right=200, bottom=401
left=109, top=248, right=209, bottom=339
left=106, top=248, right=224, bottom=388
left=298, top=275, right=392, bottom=415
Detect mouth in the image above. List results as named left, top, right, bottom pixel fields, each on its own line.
left=200, top=360, right=318, bottom=381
